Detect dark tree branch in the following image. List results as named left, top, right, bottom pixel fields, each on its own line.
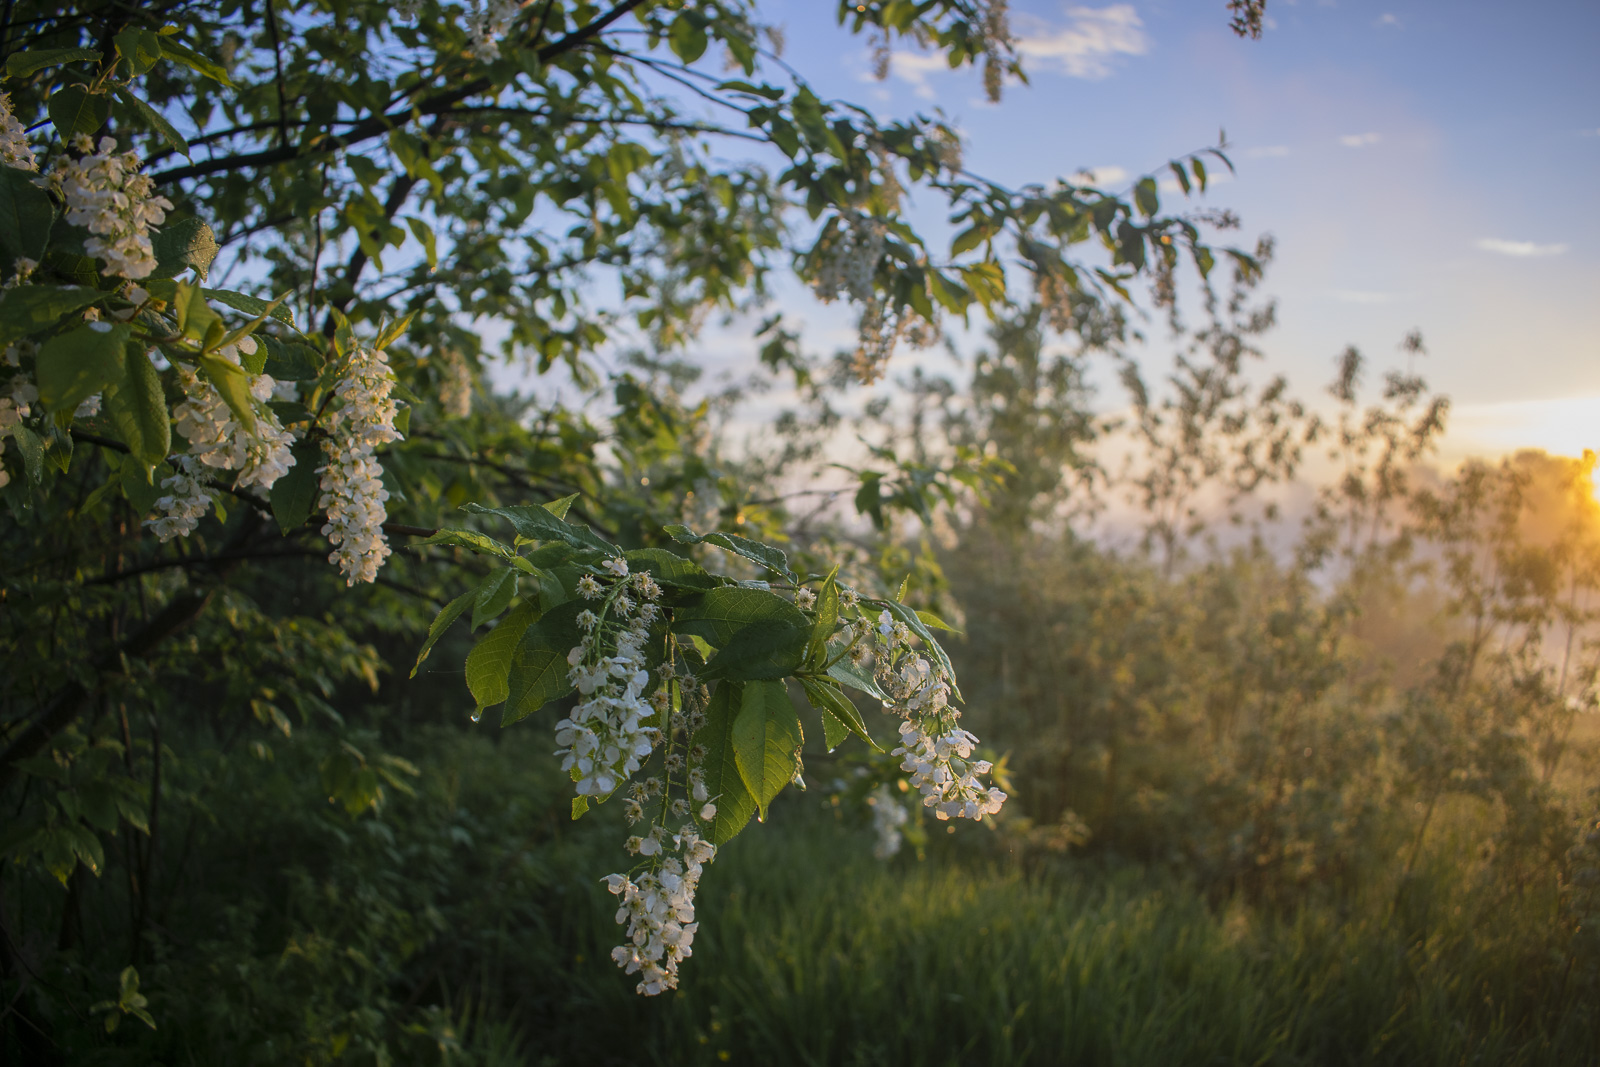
left=0, top=588, right=216, bottom=793
left=152, top=0, right=651, bottom=187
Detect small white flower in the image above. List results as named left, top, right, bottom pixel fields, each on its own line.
left=577, top=574, right=603, bottom=599
left=602, top=557, right=630, bottom=578
left=795, top=587, right=817, bottom=610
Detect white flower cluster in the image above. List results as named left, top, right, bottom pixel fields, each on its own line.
left=866, top=784, right=909, bottom=859
left=172, top=348, right=296, bottom=491
left=872, top=610, right=1007, bottom=821
left=0, top=365, right=38, bottom=490
left=892, top=718, right=1006, bottom=821
left=146, top=455, right=217, bottom=542
left=465, top=0, right=522, bottom=62
left=556, top=561, right=666, bottom=797
left=49, top=136, right=173, bottom=279
left=810, top=214, right=886, bottom=305
left=603, top=826, right=717, bottom=995
left=319, top=344, right=402, bottom=585
left=0, top=92, right=36, bottom=172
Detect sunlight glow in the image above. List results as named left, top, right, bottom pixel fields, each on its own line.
left=1445, top=396, right=1600, bottom=473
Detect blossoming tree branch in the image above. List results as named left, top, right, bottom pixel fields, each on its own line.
left=0, top=0, right=1256, bottom=994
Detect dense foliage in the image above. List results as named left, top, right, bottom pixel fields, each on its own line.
left=2, top=0, right=1596, bottom=1063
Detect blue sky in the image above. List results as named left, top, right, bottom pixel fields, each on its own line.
left=752, top=0, right=1600, bottom=461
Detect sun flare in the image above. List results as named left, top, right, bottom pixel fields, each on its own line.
left=1448, top=396, right=1600, bottom=486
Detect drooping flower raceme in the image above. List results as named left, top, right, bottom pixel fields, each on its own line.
left=603, top=826, right=717, bottom=995
left=172, top=347, right=296, bottom=492
left=892, top=718, right=1006, bottom=821
left=0, top=92, right=36, bottom=172
left=146, top=455, right=218, bottom=542
left=872, top=610, right=1008, bottom=821
left=318, top=343, right=402, bottom=585
left=49, top=136, right=173, bottom=279
left=866, top=784, right=909, bottom=859
left=555, top=562, right=663, bottom=798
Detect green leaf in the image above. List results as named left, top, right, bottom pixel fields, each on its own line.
left=701, top=618, right=811, bottom=681
left=662, top=523, right=796, bottom=584
left=158, top=38, right=234, bottom=86
left=827, top=651, right=888, bottom=703
left=1168, top=160, right=1192, bottom=196
left=415, top=527, right=521, bottom=563
left=150, top=217, right=218, bottom=280
left=693, top=683, right=758, bottom=845
left=0, top=167, right=54, bottom=273
left=11, top=423, right=44, bottom=484
left=47, top=85, right=111, bottom=137
left=542, top=492, right=578, bottom=519
left=103, top=345, right=169, bottom=472
left=114, top=28, right=163, bottom=76
left=668, top=14, right=709, bottom=63
left=466, top=601, right=538, bottom=713
left=571, top=795, right=589, bottom=820
left=114, top=87, right=188, bottom=158
left=1192, top=157, right=1208, bottom=192
left=732, top=679, right=801, bottom=821
left=0, top=285, right=101, bottom=349
left=818, top=699, right=850, bottom=752
left=950, top=223, right=989, bottom=257
left=471, top=567, right=518, bottom=630
left=462, top=501, right=620, bottom=558
left=805, top=574, right=840, bottom=668
left=800, top=676, right=877, bottom=752
left=260, top=336, right=322, bottom=380
left=623, top=547, right=715, bottom=590
left=1134, top=177, right=1159, bottom=219
left=120, top=458, right=165, bottom=514
left=673, top=586, right=809, bottom=647
left=502, top=599, right=587, bottom=725
left=35, top=323, right=128, bottom=413
left=915, top=609, right=961, bottom=633
left=4, top=48, right=101, bottom=79
left=405, top=217, right=437, bottom=270
left=197, top=351, right=258, bottom=432
left=203, top=288, right=299, bottom=331
left=268, top=439, right=321, bottom=532
left=411, top=590, right=474, bottom=678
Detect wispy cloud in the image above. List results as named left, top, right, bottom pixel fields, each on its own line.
left=1331, top=289, right=1394, bottom=305
left=1476, top=238, right=1568, bottom=257
left=1339, top=132, right=1382, bottom=148
left=880, top=4, right=1146, bottom=97
left=1375, top=13, right=1402, bottom=28
left=1014, top=5, right=1148, bottom=80
left=1246, top=145, right=1291, bottom=158
left=884, top=52, right=947, bottom=100
left=1070, top=165, right=1129, bottom=187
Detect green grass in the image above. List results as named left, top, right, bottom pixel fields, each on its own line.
left=535, top=806, right=1597, bottom=1067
